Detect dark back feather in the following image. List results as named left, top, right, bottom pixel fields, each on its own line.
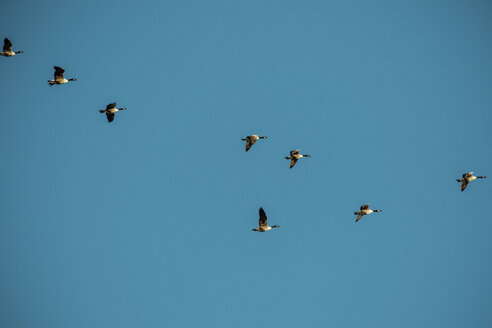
left=106, top=102, right=117, bottom=110
left=3, top=38, right=12, bottom=52
left=54, top=66, right=65, bottom=79
left=106, top=112, right=115, bottom=123
left=259, top=207, right=267, bottom=227
left=460, top=180, right=468, bottom=192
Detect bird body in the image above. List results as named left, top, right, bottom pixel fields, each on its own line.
left=48, top=66, right=77, bottom=86
left=99, top=102, right=127, bottom=123
left=252, top=207, right=279, bottom=232
left=0, top=38, right=23, bottom=57
left=242, top=134, right=267, bottom=152
left=354, top=203, right=382, bottom=222
left=257, top=225, right=273, bottom=232
left=457, top=172, right=486, bottom=191
left=285, top=149, right=311, bottom=168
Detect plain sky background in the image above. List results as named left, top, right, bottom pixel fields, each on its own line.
left=1, top=0, right=491, bottom=327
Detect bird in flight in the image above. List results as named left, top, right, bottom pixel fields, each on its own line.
left=354, top=203, right=382, bottom=222
left=48, top=66, right=77, bottom=86
left=285, top=149, right=311, bottom=168
left=242, top=134, right=267, bottom=152
left=457, top=172, right=486, bottom=192
left=1, top=38, right=23, bottom=57
left=99, top=102, right=127, bottom=123
left=252, top=207, right=279, bottom=232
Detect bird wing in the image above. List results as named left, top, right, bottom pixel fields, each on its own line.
left=360, top=203, right=370, bottom=210
left=106, top=102, right=117, bottom=110
left=245, top=136, right=256, bottom=152
left=245, top=140, right=252, bottom=151
left=464, top=172, right=473, bottom=179
left=259, top=207, right=268, bottom=227
left=460, top=180, right=468, bottom=192
left=290, top=149, right=300, bottom=156
left=289, top=159, right=298, bottom=169
left=106, top=112, right=115, bottom=123
left=54, top=66, right=65, bottom=79
left=355, top=213, right=363, bottom=222
left=3, top=38, right=12, bottom=52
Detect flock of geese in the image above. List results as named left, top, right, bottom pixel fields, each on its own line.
left=242, top=137, right=486, bottom=231
left=2, top=37, right=488, bottom=232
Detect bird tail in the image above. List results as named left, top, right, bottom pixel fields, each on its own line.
left=99, top=110, right=106, bottom=113
left=48, top=80, right=55, bottom=86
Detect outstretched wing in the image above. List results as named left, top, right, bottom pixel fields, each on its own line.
left=106, top=112, right=115, bottom=123
left=289, top=159, right=298, bottom=169
left=360, top=203, right=370, bottom=210
left=259, top=207, right=267, bottom=227
left=290, top=149, right=300, bottom=156
left=3, top=38, right=12, bottom=52
left=463, top=172, right=473, bottom=179
left=245, top=136, right=256, bottom=152
left=355, top=213, right=363, bottom=222
left=106, top=102, right=117, bottom=110
left=54, top=66, right=65, bottom=79
left=460, top=180, right=469, bottom=192
left=245, top=139, right=251, bottom=151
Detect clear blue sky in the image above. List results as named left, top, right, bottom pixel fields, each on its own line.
left=1, top=0, right=491, bottom=327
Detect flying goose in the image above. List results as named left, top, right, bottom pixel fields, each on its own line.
left=0, top=38, right=23, bottom=57
left=48, top=66, right=77, bottom=86
left=354, top=203, right=382, bottom=222
left=457, top=172, right=487, bottom=192
left=252, top=207, right=279, bottom=232
left=99, top=102, right=127, bottom=123
left=242, top=134, right=267, bottom=152
left=285, top=149, right=311, bottom=168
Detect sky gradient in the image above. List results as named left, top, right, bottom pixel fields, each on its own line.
left=1, top=1, right=491, bottom=327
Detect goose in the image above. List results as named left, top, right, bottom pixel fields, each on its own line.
left=48, top=66, right=77, bottom=86
left=99, top=102, right=127, bottom=123
left=285, top=149, right=311, bottom=168
left=0, top=38, right=23, bottom=57
left=242, top=134, right=267, bottom=152
left=354, top=203, right=382, bottom=222
left=457, top=172, right=486, bottom=192
left=252, top=207, right=279, bottom=232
